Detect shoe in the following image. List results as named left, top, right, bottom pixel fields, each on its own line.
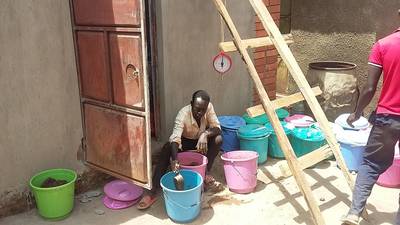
left=341, top=213, right=360, bottom=225
left=137, top=195, right=157, bottom=210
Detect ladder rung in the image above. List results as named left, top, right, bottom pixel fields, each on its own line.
left=278, top=144, right=333, bottom=178
left=246, top=86, right=322, bottom=117
left=219, top=34, right=293, bottom=52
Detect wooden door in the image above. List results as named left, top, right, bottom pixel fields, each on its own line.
left=70, top=0, right=152, bottom=188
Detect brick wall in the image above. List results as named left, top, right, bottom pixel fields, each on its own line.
left=253, top=0, right=280, bottom=104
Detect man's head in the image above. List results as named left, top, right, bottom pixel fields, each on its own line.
left=191, top=90, right=210, bottom=121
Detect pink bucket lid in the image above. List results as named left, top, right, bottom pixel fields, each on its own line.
left=103, top=180, right=143, bottom=202
left=284, top=114, right=315, bottom=127
left=102, top=195, right=139, bottom=210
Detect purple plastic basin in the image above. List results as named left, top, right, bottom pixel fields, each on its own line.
left=103, top=180, right=143, bottom=202
left=102, top=195, right=139, bottom=210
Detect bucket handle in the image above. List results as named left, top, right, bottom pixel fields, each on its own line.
left=230, top=161, right=258, bottom=182
left=162, top=190, right=202, bottom=210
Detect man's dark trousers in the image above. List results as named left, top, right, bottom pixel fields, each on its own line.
left=349, top=114, right=400, bottom=224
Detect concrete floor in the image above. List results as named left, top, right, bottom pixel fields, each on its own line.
left=1, top=157, right=399, bottom=225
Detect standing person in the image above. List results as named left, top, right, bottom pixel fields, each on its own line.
left=342, top=27, right=400, bottom=225
left=137, top=90, right=223, bottom=210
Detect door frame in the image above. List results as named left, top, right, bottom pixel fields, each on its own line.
left=145, top=0, right=161, bottom=139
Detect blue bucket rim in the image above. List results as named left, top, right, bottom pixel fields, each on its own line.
left=218, top=115, right=246, bottom=130
left=160, top=170, right=203, bottom=193
left=29, top=168, right=77, bottom=191
left=221, top=150, right=259, bottom=162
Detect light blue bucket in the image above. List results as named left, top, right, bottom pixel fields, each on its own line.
left=160, top=170, right=203, bottom=223
left=339, top=142, right=365, bottom=172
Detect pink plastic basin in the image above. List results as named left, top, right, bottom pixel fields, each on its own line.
left=177, top=152, right=208, bottom=181
left=221, top=151, right=258, bottom=194
left=377, top=157, right=400, bottom=188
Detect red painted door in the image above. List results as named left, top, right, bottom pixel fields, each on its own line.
left=70, top=0, right=152, bottom=188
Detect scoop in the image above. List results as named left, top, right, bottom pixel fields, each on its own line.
left=173, top=171, right=185, bottom=190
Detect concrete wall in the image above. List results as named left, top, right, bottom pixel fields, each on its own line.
left=0, top=0, right=84, bottom=215
left=156, top=0, right=254, bottom=141
left=289, top=0, right=399, bottom=116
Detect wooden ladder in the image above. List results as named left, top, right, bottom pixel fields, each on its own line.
left=212, top=0, right=357, bottom=224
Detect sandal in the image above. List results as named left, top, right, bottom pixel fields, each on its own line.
left=137, top=195, right=157, bottom=210
left=204, top=175, right=224, bottom=193
left=205, top=175, right=216, bottom=185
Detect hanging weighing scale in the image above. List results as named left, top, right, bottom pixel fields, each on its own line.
left=213, top=51, right=232, bottom=75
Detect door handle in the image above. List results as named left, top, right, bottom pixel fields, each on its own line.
left=126, top=64, right=140, bottom=81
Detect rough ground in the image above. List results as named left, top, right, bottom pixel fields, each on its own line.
left=1, top=157, right=398, bottom=225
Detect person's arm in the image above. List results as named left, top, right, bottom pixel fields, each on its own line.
left=347, top=65, right=382, bottom=125
left=204, top=103, right=221, bottom=137
left=202, top=127, right=221, bottom=138
left=169, top=109, right=185, bottom=161
left=170, top=142, right=180, bottom=172
left=170, top=142, right=180, bottom=161
left=196, top=103, right=222, bottom=152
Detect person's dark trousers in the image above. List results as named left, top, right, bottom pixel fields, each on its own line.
left=151, top=135, right=222, bottom=193
left=349, top=114, right=400, bottom=219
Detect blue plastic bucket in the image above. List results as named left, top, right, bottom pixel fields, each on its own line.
left=335, top=128, right=370, bottom=172
left=218, top=116, right=246, bottom=152
left=339, top=143, right=365, bottom=172
left=160, top=170, right=203, bottom=223
left=238, top=124, right=271, bottom=164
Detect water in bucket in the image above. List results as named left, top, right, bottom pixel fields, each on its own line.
left=160, top=170, right=203, bottom=223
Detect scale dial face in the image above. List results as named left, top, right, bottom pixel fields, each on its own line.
left=213, top=52, right=232, bottom=74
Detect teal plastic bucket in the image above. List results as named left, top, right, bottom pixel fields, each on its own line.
left=265, top=122, right=294, bottom=158
left=290, top=127, right=327, bottom=157
left=160, top=170, right=203, bottom=223
left=242, top=108, right=289, bottom=125
left=29, top=168, right=77, bottom=220
left=238, top=124, right=271, bottom=164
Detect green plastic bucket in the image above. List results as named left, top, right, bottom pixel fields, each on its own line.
left=242, top=108, right=289, bottom=125
left=290, top=127, right=327, bottom=157
left=264, top=121, right=294, bottom=158
left=29, top=168, right=77, bottom=220
left=237, top=124, right=271, bottom=164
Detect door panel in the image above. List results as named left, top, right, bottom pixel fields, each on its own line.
left=70, top=0, right=152, bottom=188
left=109, top=33, right=144, bottom=109
left=77, top=31, right=110, bottom=102
left=72, top=0, right=141, bottom=27
left=84, top=104, right=148, bottom=182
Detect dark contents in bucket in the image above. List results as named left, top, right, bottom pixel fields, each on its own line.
left=182, top=162, right=200, bottom=166
left=41, top=177, right=68, bottom=188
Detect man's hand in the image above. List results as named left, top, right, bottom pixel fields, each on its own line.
left=196, top=131, right=208, bottom=154
left=347, top=113, right=361, bottom=128
left=171, top=160, right=180, bottom=173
